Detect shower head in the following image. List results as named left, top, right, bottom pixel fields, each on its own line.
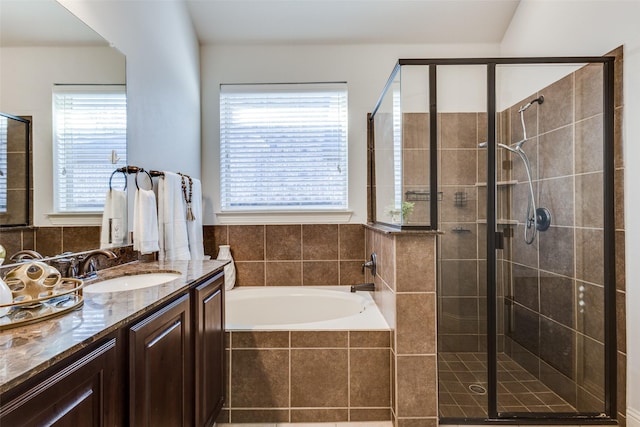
left=478, top=142, right=487, bottom=148
left=518, top=95, right=544, bottom=113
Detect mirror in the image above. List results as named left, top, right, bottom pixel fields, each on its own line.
left=0, top=113, right=30, bottom=227
left=0, top=0, right=126, bottom=254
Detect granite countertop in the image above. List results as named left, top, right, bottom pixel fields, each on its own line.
left=0, top=259, right=227, bottom=394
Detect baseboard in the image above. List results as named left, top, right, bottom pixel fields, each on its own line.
left=627, top=407, right=640, bottom=427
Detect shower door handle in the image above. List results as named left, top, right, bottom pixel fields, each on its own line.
left=495, top=231, right=505, bottom=250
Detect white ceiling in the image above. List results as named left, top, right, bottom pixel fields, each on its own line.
left=0, top=0, right=108, bottom=47
left=185, top=0, right=522, bottom=45
left=1, top=0, right=521, bottom=48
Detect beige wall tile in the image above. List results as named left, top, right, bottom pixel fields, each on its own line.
left=291, top=349, right=348, bottom=407
left=302, top=261, right=339, bottom=286
left=290, top=408, right=348, bottom=422
left=232, top=331, right=290, bottom=349
left=350, top=348, right=391, bottom=407
left=266, top=225, right=302, bottom=260
left=396, top=355, right=437, bottom=417
left=231, top=349, right=289, bottom=408
left=403, top=113, right=429, bottom=150
left=349, top=408, right=392, bottom=421
left=339, top=224, right=365, bottom=260
left=339, top=260, right=365, bottom=286
left=396, top=293, right=436, bottom=355
left=291, top=331, right=348, bottom=348
left=235, top=261, right=265, bottom=286
left=62, top=226, right=101, bottom=253
left=575, top=63, right=604, bottom=121
left=231, top=409, right=289, bottom=423
left=395, top=235, right=435, bottom=293
left=302, top=224, right=338, bottom=260
left=266, top=261, right=302, bottom=286
left=440, top=113, right=478, bottom=149
left=349, top=331, right=391, bottom=348
left=229, top=225, right=265, bottom=261
left=539, top=74, right=574, bottom=134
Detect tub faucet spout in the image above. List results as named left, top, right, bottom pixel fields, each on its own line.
left=350, top=282, right=375, bottom=293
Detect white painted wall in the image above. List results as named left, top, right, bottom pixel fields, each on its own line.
left=501, top=0, right=640, bottom=423
left=200, top=43, right=499, bottom=224
left=0, top=46, right=125, bottom=226
left=58, top=0, right=201, bottom=179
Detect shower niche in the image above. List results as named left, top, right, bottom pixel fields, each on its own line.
left=368, top=55, right=620, bottom=423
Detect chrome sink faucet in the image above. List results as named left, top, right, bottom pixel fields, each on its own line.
left=77, top=250, right=117, bottom=278
left=9, top=250, right=43, bottom=262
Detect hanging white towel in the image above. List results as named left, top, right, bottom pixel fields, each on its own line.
left=157, top=172, right=191, bottom=261
left=100, top=189, right=128, bottom=249
left=186, top=177, right=205, bottom=260
left=133, top=188, right=159, bottom=254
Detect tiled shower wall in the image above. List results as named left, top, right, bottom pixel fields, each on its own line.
left=502, top=48, right=626, bottom=422
left=437, top=111, right=493, bottom=354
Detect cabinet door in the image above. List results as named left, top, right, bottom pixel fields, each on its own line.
left=129, top=294, right=192, bottom=427
left=193, top=273, right=225, bottom=427
left=0, top=337, right=121, bottom=427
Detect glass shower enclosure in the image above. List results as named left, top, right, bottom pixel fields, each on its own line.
left=368, top=57, right=617, bottom=423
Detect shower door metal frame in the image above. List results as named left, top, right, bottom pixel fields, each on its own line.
left=375, top=56, right=617, bottom=424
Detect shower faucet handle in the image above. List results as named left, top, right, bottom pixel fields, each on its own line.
left=362, top=252, right=377, bottom=278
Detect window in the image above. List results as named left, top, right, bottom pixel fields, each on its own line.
left=219, top=83, right=348, bottom=211
left=53, top=85, right=127, bottom=213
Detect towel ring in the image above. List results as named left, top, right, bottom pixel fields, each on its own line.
left=109, top=169, right=127, bottom=191
left=135, top=169, right=153, bottom=190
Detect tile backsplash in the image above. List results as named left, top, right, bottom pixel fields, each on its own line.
left=205, top=224, right=366, bottom=287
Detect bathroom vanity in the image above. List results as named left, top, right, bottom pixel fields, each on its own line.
left=0, top=260, right=226, bottom=427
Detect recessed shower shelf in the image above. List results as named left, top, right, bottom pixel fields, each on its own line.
left=475, top=180, right=518, bottom=187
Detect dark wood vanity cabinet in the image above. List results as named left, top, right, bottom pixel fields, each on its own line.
left=193, top=273, right=225, bottom=427
left=0, top=270, right=225, bottom=427
left=0, top=336, right=122, bottom=427
left=129, top=293, right=193, bottom=427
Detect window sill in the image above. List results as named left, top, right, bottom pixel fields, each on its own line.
left=47, top=212, right=103, bottom=226
left=215, top=210, right=353, bottom=225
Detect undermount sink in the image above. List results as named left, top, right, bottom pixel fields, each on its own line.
left=84, top=272, right=182, bottom=293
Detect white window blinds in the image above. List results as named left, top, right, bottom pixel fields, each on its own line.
left=53, top=85, right=127, bottom=212
left=220, top=83, right=348, bottom=211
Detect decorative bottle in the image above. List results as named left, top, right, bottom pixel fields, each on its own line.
left=0, top=277, right=12, bottom=317
left=216, top=245, right=236, bottom=290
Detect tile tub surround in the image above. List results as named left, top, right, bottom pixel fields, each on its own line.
left=218, top=330, right=392, bottom=424
left=365, top=226, right=439, bottom=427
left=205, top=224, right=366, bottom=287
left=0, top=259, right=226, bottom=393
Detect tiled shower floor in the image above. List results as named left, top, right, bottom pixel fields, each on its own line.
left=439, top=352, right=575, bottom=418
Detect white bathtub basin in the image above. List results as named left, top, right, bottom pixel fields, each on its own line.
left=225, top=286, right=389, bottom=330
left=84, top=272, right=182, bottom=293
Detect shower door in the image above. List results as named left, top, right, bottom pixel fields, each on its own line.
left=492, top=61, right=614, bottom=418
left=432, top=57, right=617, bottom=423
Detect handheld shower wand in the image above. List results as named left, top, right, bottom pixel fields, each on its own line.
left=515, top=95, right=544, bottom=149
left=478, top=94, right=549, bottom=245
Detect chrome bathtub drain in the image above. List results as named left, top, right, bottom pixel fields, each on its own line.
left=468, top=384, right=487, bottom=395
